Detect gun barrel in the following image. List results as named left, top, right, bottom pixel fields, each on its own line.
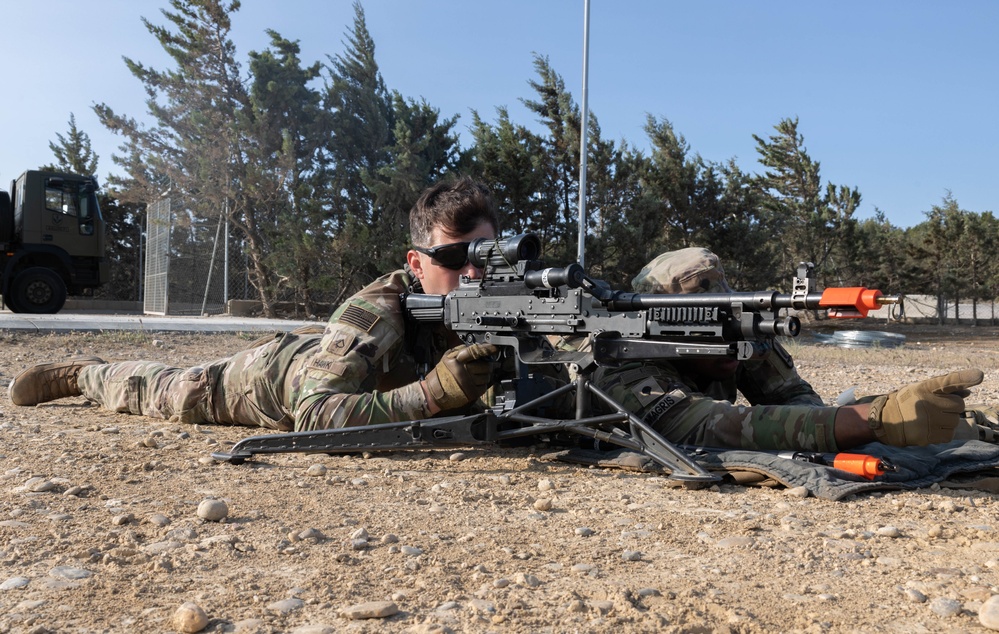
left=605, top=291, right=800, bottom=312
left=605, top=287, right=899, bottom=318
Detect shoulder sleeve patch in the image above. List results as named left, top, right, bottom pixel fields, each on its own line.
left=338, top=305, right=380, bottom=333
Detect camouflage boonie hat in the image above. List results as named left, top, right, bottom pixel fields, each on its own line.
left=631, top=247, right=732, bottom=294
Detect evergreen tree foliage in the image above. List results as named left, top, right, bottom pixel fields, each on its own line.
left=323, top=2, right=393, bottom=271
left=580, top=125, right=645, bottom=286
left=43, top=114, right=99, bottom=176
left=467, top=107, right=547, bottom=239
left=753, top=117, right=859, bottom=287
left=322, top=2, right=461, bottom=294
left=906, top=195, right=999, bottom=324
left=245, top=29, right=328, bottom=315
left=850, top=210, right=905, bottom=292
left=80, top=1, right=999, bottom=322
left=637, top=116, right=776, bottom=288
left=93, top=0, right=296, bottom=313
left=521, top=55, right=583, bottom=263
left=93, top=196, right=146, bottom=302
left=364, top=93, right=461, bottom=268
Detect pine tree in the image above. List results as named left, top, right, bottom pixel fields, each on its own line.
left=467, top=107, right=547, bottom=238
left=324, top=1, right=393, bottom=274
left=364, top=92, right=461, bottom=273
left=642, top=115, right=700, bottom=249
left=94, top=0, right=300, bottom=316
left=245, top=30, right=328, bottom=315
left=521, top=55, right=582, bottom=262
left=44, top=113, right=99, bottom=175
left=581, top=126, right=645, bottom=284
left=753, top=117, right=859, bottom=287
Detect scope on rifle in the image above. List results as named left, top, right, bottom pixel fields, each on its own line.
left=469, top=234, right=542, bottom=269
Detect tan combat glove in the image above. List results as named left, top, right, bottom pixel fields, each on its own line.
left=424, top=343, right=499, bottom=411
left=868, top=369, right=984, bottom=446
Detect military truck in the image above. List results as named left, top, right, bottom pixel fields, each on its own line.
left=0, top=170, right=108, bottom=313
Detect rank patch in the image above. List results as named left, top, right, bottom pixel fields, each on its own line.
left=326, top=332, right=357, bottom=356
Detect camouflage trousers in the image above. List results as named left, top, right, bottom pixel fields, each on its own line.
left=76, top=333, right=321, bottom=430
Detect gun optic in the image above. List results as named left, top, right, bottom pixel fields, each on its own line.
left=468, top=233, right=542, bottom=269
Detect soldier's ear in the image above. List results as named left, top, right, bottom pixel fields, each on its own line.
left=407, top=249, right=425, bottom=280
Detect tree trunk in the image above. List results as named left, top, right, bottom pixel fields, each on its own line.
left=238, top=210, right=278, bottom=319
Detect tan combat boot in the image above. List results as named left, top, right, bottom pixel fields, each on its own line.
left=9, top=357, right=106, bottom=406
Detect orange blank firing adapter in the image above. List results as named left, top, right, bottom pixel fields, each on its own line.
left=819, top=287, right=900, bottom=318
left=831, top=453, right=890, bottom=479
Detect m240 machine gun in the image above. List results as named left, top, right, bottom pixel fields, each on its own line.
left=213, top=234, right=900, bottom=484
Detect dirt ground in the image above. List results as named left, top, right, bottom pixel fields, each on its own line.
left=2, top=325, right=999, bottom=633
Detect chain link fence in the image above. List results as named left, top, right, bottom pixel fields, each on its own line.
left=144, top=198, right=252, bottom=315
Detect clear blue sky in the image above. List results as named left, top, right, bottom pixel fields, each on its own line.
left=2, top=1, right=996, bottom=228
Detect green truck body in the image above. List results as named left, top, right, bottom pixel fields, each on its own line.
left=0, top=170, right=108, bottom=313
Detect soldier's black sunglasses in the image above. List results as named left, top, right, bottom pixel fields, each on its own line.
left=412, top=241, right=471, bottom=270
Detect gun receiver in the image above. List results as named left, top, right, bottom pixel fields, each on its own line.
left=214, top=234, right=900, bottom=484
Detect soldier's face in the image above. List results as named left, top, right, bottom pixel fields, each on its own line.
left=407, top=221, right=497, bottom=295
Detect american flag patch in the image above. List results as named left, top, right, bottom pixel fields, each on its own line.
left=339, top=305, right=380, bottom=333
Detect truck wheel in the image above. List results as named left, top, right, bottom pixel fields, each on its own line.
left=10, top=267, right=67, bottom=314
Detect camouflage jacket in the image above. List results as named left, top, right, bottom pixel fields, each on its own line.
left=289, top=268, right=454, bottom=431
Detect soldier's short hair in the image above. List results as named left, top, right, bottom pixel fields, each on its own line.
left=631, top=247, right=732, bottom=294
left=410, top=177, right=499, bottom=247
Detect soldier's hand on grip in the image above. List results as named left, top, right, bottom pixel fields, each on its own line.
left=868, top=369, right=984, bottom=446
left=424, top=343, right=498, bottom=411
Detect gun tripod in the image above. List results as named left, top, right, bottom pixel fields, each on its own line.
left=211, top=363, right=720, bottom=485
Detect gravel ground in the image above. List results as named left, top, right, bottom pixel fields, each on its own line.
left=2, top=327, right=999, bottom=633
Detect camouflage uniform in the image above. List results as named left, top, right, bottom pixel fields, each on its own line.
left=77, top=268, right=455, bottom=431
left=590, top=247, right=840, bottom=452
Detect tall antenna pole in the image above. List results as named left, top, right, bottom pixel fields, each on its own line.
left=577, top=0, right=591, bottom=267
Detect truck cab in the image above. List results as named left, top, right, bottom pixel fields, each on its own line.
left=0, top=170, right=109, bottom=313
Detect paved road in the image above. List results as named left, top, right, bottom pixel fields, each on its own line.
left=0, top=312, right=319, bottom=333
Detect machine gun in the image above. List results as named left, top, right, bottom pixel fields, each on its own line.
left=213, top=234, right=900, bottom=484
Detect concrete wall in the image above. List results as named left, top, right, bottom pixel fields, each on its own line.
left=63, top=299, right=143, bottom=314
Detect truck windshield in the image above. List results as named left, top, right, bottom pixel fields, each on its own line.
left=45, top=179, right=81, bottom=216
